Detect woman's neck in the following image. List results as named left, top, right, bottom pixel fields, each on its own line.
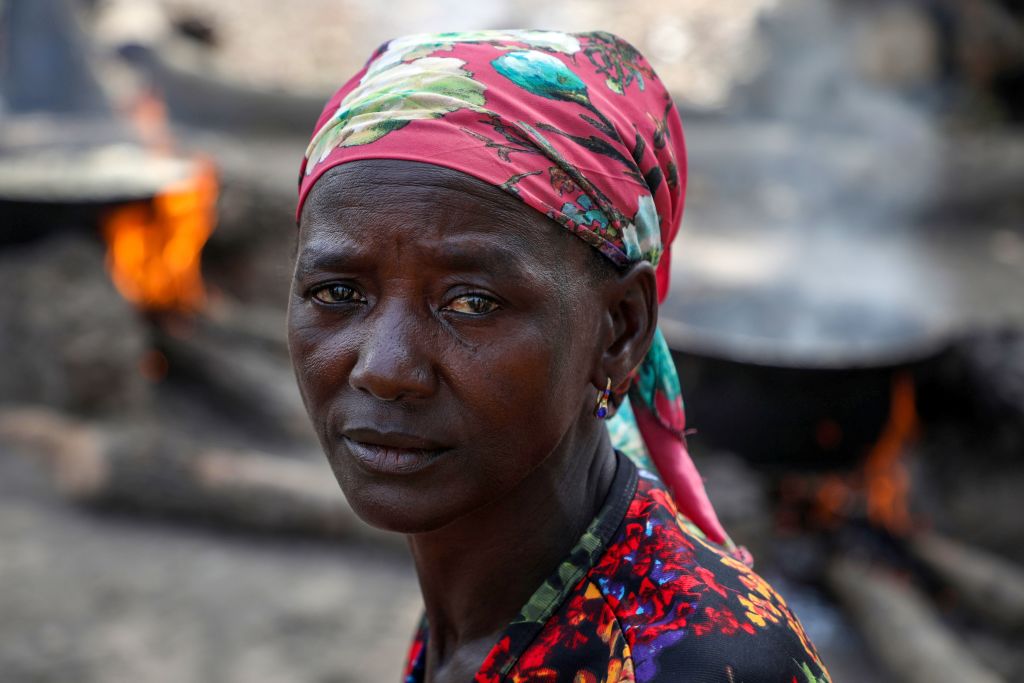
left=407, top=423, right=617, bottom=674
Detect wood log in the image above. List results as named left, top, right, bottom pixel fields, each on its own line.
left=0, top=407, right=399, bottom=548
left=827, top=557, right=1004, bottom=683
left=203, top=298, right=290, bottom=357
left=911, top=532, right=1024, bottom=633
left=152, top=315, right=312, bottom=442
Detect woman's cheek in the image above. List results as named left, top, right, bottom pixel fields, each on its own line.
left=290, top=323, right=354, bottom=411
left=453, top=324, right=562, bottom=431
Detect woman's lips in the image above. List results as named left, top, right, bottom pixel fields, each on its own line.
left=340, top=431, right=448, bottom=475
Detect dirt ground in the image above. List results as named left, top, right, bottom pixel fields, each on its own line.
left=0, top=448, right=422, bottom=683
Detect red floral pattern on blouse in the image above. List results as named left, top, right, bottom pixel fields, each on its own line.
left=404, top=454, right=830, bottom=682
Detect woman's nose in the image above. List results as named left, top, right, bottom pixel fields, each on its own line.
left=348, top=303, right=436, bottom=402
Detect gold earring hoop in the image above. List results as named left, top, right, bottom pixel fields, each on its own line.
left=595, top=377, right=612, bottom=419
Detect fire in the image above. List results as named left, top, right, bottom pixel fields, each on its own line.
left=795, top=372, right=920, bottom=533
left=864, top=371, right=919, bottom=535
left=102, top=160, right=217, bottom=312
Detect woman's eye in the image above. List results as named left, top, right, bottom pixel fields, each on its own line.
left=312, top=284, right=366, bottom=305
left=444, top=294, right=499, bottom=316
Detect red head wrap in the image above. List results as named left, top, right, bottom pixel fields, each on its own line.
left=297, top=30, right=739, bottom=554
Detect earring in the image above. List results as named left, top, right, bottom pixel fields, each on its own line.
left=595, top=377, right=612, bottom=419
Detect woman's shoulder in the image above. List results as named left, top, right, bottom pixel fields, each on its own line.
left=478, top=463, right=830, bottom=682
left=584, top=470, right=831, bottom=682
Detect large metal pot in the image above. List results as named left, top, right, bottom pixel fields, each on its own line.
left=661, top=284, right=951, bottom=470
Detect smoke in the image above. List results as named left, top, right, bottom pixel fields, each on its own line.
left=735, top=0, right=940, bottom=222
left=672, top=0, right=952, bottom=359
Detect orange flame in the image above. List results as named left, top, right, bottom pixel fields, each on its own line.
left=864, top=371, right=919, bottom=535
left=102, top=160, right=217, bottom=312
left=798, top=373, right=920, bottom=533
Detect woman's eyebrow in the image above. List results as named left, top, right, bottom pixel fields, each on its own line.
left=294, top=234, right=546, bottom=282
left=426, top=239, right=537, bottom=280
left=293, top=243, right=367, bottom=280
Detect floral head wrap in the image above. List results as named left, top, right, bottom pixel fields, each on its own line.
left=297, top=30, right=739, bottom=554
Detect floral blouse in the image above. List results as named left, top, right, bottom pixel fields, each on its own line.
left=402, top=452, right=830, bottom=682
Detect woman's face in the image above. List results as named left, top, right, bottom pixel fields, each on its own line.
left=288, top=160, right=610, bottom=534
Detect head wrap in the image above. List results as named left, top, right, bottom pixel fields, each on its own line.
left=297, top=30, right=741, bottom=556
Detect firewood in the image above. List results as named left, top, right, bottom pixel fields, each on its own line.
left=152, top=315, right=312, bottom=442
left=0, top=407, right=397, bottom=547
left=828, top=557, right=1004, bottom=683
left=0, top=406, right=107, bottom=494
left=911, top=532, right=1024, bottom=633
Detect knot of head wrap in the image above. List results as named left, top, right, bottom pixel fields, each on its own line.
left=297, top=29, right=741, bottom=557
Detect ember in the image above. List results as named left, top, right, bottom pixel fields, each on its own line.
left=126, top=88, right=173, bottom=154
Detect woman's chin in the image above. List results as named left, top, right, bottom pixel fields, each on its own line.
left=338, top=480, right=470, bottom=536
left=352, top=503, right=451, bottom=535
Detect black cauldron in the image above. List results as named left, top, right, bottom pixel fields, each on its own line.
left=662, top=284, right=950, bottom=470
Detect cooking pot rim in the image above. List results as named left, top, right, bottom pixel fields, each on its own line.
left=660, top=315, right=953, bottom=369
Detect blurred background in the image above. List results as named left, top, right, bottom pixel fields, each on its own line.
left=2, top=0, right=1023, bottom=681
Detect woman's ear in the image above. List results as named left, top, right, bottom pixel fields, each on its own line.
left=594, top=261, right=658, bottom=390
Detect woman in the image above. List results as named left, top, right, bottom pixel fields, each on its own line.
left=289, top=30, right=830, bottom=682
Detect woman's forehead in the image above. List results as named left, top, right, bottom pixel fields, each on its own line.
left=303, top=160, right=523, bottom=217
left=298, top=160, right=585, bottom=271
left=296, top=160, right=598, bottom=282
